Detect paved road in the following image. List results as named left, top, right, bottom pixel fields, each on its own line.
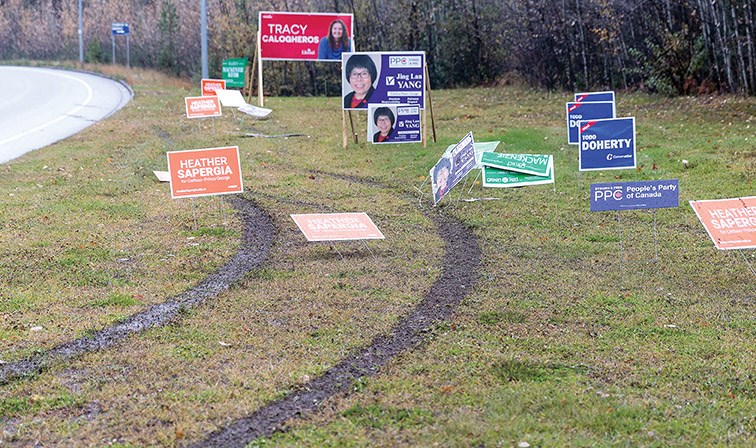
left=0, top=66, right=132, bottom=164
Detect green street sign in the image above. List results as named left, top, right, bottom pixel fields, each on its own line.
left=222, top=58, right=247, bottom=88
left=480, top=152, right=551, bottom=177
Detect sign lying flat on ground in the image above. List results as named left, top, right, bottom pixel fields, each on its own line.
left=259, top=12, right=354, bottom=61
left=184, top=96, right=222, bottom=119
left=342, top=52, right=425, bottom=110
left=167, top=146, right=243, bottom=199
left=578, top=117, right=636, bottom=171
left=566, top=101, right=615, bottom=144
left=367, top=105, right=421, bottom=144
left=482, top=156, right=554, bottom=188
left=480, top=152, right=551, bottom=177
left=291, top=212, right=385, bottom=242
left=431, top=132, right=476, bottom=204
left=201, top=79, right=226, bottom=96
left=689, top=196, right=756, bottom=250
left=591, top=180, right=679, bottom=211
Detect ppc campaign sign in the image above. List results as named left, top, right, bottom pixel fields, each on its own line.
left=590, top=179, right=679, bottom=212
left=578, top=117, right=636, bottom=171
left=342, top=52, right=425, bottom=110
left=566, top=101, right=615, bottom=144
left=480, top=152, right=551, bottom=177
left=222, top=58, right=247, bottom=88
left=290, top=212, right=385, bottom=242
left=367, top=105, right=421, bottom=144
left=430, top=132, right=476, bottom=205
left=689, top=196, right=756, bottom=250
left=575, top=91, right=615, bottom=103
left=482, top=156, right=554, bottom=188
left=184, top=96, right=222, bottom=119
left=167, top=146, right=243, bottom=199
left=259, top=12, right=354, bottom=61
left=201, top=79, right=226, bottom=96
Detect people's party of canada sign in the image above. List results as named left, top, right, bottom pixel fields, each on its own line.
left=259, top=12, right=354, bottom=61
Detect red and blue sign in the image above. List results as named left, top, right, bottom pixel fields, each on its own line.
left=566, top=101, right=615, bottom=144
left=575, top=91, right=615, bottom=103
left=591, top=179, right=679, bottom=212
left=578, top=117, right=636, bottom=171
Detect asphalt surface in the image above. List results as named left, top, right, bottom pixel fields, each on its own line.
left=0, top=66, right=132, bottom=164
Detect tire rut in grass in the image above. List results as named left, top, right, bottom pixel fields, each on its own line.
left=0, top=196, right=273, bottom=385
left=193, top=179, right=481, bottom=447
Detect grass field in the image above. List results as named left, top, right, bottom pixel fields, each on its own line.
left=1, top=63, right=754, bottom=447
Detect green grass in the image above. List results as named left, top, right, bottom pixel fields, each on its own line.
left=0, top=63, right=754, bottom=447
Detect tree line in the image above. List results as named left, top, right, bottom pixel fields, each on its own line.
left=1, top=0, right=753, bottom=96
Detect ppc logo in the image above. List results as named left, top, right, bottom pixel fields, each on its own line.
left=594, top=188, right=623, bottom=201
left=388, top=55, right=422, bottom=68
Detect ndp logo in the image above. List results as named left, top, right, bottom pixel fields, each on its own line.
left=594, top=188, right=623, bottom=201
left=388, top=56, right=422, bottom=68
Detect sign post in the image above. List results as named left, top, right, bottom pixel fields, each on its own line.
left=111, top=22, right=130, bottom=68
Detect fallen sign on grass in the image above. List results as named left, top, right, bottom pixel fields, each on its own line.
left=481, top=154, right=554, bottom=188
left=290, top=212, right=385, bottom=242
left=689, top=196, right=756, bottom=250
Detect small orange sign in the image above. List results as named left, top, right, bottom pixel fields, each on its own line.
left=201, top=78, right=226, bottom=96
left=291, top=213, right=385, bottom=242
left=167, top=146, right=243, bottom=199
left=689, top=196, right=756, bottom=250
left=184, top=96, right=222, bottom=119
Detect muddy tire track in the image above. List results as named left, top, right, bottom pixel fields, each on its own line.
left=192, top=178, right=481, bottom=447
left=0, top=196, right=274, bottom=385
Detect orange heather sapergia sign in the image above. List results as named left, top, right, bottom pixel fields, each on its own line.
left=689, top=196, right=756, bottom=250
left=184, top=96, right=222, bottom=119
left=201, top=78, right=226, bottom=96
left=167, top=146, right=243, bottom=199
left=290, top=212, right=385, bottom=242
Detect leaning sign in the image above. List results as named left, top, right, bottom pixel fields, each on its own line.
left=167, top=146, right=243, bottom=199
left=431, top=132, right=476, bottom=205
left=591, top=180, right=679, bottom=211
left=342, top=52, right=425, bottom=110
left=689, top=196, right=756, bottom=250
left=259, top=12, right=354, bottom=61
left=290, top=212, right=385, bottom=241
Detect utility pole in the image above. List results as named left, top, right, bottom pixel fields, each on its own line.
left=78, top=0, right=84, bottom=64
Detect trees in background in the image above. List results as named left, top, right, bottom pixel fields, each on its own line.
left=0, top=0, right=752, bottom=95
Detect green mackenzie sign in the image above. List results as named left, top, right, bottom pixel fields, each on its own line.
left=222, top=58, right=247, bottom=88
left=480, top=152, right=551, bottom=176
left=482, top=155, right=554, bottom=188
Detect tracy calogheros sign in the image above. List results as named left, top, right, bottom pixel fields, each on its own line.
left=259, top=12, right=354, bottom=61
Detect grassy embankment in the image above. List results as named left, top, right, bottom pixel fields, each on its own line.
left=1, top=63, right=754, bottom=447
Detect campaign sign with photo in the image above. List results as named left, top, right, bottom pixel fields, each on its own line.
left=259, top=12, right=354, bottom=61
left=184, top=96, right=222, bottom=119
left=367, top=105, right=421, bottom=144
left=566, top=101, right=615, bottom=144
left=482, top=157, right=554, bottom=188
left=575, top=91, right=615, bottom=103
left=578, top=117, right=636, bottom=171
left=201, top=79, right=226, bottom=96
left=689, top=196, right=756, bottom=250
left=480, top=152, right=551, bottom=177
left=167, top=146, right=243, bottom=199
left=342, top=52, right=425, bottom=110
left=430, top=132, right=476, bottom=205
left=590, top=179, right=679, bottom=212
left=445, top=141, right=500, bottom=169
left=290, top=212, right=385, bottom=242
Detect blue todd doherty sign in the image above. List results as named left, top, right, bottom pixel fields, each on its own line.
left=591, top=179, right=679, bottom=212
left=566, top=101, right=615, bottom=144
left=579, top=117, right=636, bottom=171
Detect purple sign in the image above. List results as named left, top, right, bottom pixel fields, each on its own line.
left=431, top=132, right=476, bottom=205
left=566, top=101, right=615, bottom=144
left=591, top=179, right=679, bottom=211
left=342, top=52, right=425, bottom=110
left=578, top=117, right=636, bottom=171
left=368, top=105, right=421, bottom=144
